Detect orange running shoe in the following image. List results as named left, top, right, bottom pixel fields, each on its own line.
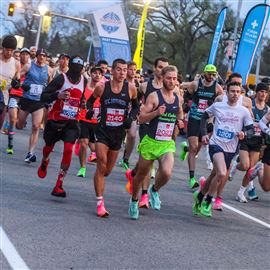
left=125, top=169, right=133, bottom=194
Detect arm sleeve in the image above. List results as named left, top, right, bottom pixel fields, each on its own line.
left=40, top=75, right=64, bottom=103
left=259, top=115, right=270, bottom=136
left=200, top=112, right=210, bottom=137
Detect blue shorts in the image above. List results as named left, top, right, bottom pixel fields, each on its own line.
left=209, top=144, right=235, bottom=170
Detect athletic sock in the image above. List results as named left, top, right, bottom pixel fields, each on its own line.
left=131, top=169, right=136, bottom=177
left=8, top=126, right=14, bottom=148
left=198, top=192, right=204, bottom=204
left=96, top=196, right=103, bottom=206
left=239, top=185, right=246, bottom=194
left=132, top=197, right=138, bottom=202
left=152, top=185, right=158, bottom=192
left=248, top=181, right=254, bottom=191
left=189, top=171, right=195, bottom=179
left=205, top=195, right=213, bottom=206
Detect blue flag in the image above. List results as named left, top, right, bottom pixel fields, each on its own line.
left=233, top=4, right=270, bottom=84
left=208, top=7, right=227, bottom=65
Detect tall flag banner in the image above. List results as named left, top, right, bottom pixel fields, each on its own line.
left=133, top=1, right=150, bottom=70
left=89, top=4, right=131, bottom=65
left=41, top=15, right=52, bottom=33
left=233, top=4, right=270, bottom=84
left=208, top=7, right=227, bottom=64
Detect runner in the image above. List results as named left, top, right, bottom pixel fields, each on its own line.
left=37, top=56, right=87, bottom=197
left=180, top=64, right=223, bottom=189
left=259, top=110, right=270, bottom=191
left=235, top=83, right=269, bottom=202
left=29, top=46, right=37, bottom=61
left=53, top=53, right=69, bottom=78
left=97, top=59, right=109, bottom=82
left=128, top=65, right=183, bottom=220
left=86, top=58, right=138, bottom=217
left=6, top=48, right=30, bottom=154
left=76, top=66, right=103, bottom=178
left=192, top=82, right=253, bottom=217
left=17, top=48, right=53, bottom=163
left=0, top=35, right=21, bottom=130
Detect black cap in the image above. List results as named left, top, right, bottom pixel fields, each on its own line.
left=91, top=66, right=103, bottom=74
left=262, top=77, right=270, bottom=85
left=59, top=53, right=70, bottom=59
left=2, top=35, right=17, bottom=49
left=36, top=48, right=48, bottom=56
left=256, top=82, right=268, bottom=92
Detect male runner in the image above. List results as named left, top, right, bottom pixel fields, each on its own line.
left=37, top=56, right=87, bottom=197
left=86, top=59, right=139, bottom=217
left=193, top=82, right=253, bottom=217
left=180, top=64, right=223, bottom=189
left=53, top=53, right=69, bottom=78
left=128, top=65, right=183, bottom=220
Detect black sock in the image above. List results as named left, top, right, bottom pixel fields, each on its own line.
left=142, top=189, right=148, bottom=195
left=131, top=169, right=136, bottom=177
left=189, top=171, right=195, bottom=178
left=132, top=197, right=138, bottom=202
left=198, top=192, right=204, bottom=204
left=184, top=146, right=189, bottom=152
left=152, top=185, right=158, bottom=192
left=205, top=195, right=213, bottom=206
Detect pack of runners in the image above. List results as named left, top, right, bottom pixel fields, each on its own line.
left=1, top=34, right=269, bottom=220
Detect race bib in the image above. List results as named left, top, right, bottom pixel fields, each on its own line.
left=106, top=108, right=124, bottom=127
left=197, top=99, right=208, bottom=113
left=254, top=122, right=261, bottom=136
left=29, top=84, right=43, bottom=96
left=60, top=97, right=80, bottom=119
left=155, top=122, right=175, bottom=141
left=0, top=79, right=7, bottom=92
left=93, top=107, right=100, bottom=120
left=216, top=128, right=234, bottom=140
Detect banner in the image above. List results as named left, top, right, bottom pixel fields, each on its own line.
left=89, top=5, right=131, bottom=65
left=233, top=4, right=270, bottom=84
left=41, top=15, right=52, bottom=33
left=133, top=1, right=150, bottom=70
left=208, top=7, right=227, bottom=65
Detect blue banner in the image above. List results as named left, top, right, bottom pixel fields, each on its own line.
left=208, top=7, right=227, bottom=65
left=233, top=4, right=270, bottom=84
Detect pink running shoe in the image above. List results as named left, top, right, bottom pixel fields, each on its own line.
left=88, top=152, right=97, bottom=163
left=125, top=169, right=133, bottom=194
left=199, top=176, right=206, bottom=192
left=97, top=199, right=109, bottom=217
left=74, top=141, right=80, bottom=156
left=139, top=194, right=150, bottom=208
left=213, top=197, right=223, bottom=211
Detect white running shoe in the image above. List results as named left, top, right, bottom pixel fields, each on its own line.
left=236, top=191, right=248, bottom=203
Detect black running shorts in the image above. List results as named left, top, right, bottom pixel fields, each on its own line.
left=187, top=117, right=202, bottom=139
left=262, top=145, right=270, bottom=166
left=239, top=137, right=263, bottom=152
left=19, top=97, right=44, bottom=113
left=79, top=121, right=97, bottom=143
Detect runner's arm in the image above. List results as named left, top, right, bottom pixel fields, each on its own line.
left=86, top=83, right=104, bottom=110
left=128, top=84, right=139, bottom=120
left=179, top=81, right=197, bottom=94
left=243, top=109, right=255, bottom=138
left=40, top=74, right=65, bottom=103
left=259, top=111, right=270, bottom=136
left=20, top=63, right=31, bottom=76
left=215, top=83, right=224, bottom=96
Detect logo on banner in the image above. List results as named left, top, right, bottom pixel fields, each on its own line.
left=101, top=12, right=121, bottom=34
left=251, top=20, right=258, bottom=29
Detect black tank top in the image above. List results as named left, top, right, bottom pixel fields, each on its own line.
left=147, top=90, right=179, bottom=141
left=144, top=78, right=161, bottom=102
left=100, top=81, right=130, bottom=128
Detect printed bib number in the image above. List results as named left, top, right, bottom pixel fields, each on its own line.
left=0, top=79, right=7, bottom=92
left=60, top=97, right=80, bottom=119
left=155, top=122, right=175, bottom=141
left=254, top=122, right=261, bottom=136
left=217, top=128, right=234, bottom=140
left=29, top=84, right=43, bottom=96
left=197, top=99, right=208, bottom=113
left=106, top=108, right=124, bottom=127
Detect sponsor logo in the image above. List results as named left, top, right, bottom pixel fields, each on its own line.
left=101, top=12, right=121, bottom=34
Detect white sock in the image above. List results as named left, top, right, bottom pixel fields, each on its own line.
left=248, top=181, right=254, bottom=191
left=239, top=186, right=246, bottom=194
left=96, top=196, right=103, bottom=206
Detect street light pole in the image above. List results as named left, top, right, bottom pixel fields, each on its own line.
left=35, top=15, right=43, bottom=49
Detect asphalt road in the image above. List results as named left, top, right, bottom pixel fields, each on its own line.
left=1, top=125, right=269, bottom=270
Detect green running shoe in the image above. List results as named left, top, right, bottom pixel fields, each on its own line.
left=148, top=185, right=161, bottom=210
left=6, top=147, right=14, bottom=155
left=200, top=201, right=212, bottom=217
left=192, top=191, right=201, bottom=215
left=189, top=177, right=199, bottom=189
left=77, top=167, right=86, bottom=178
left=121, top=159, right=129, bottom=172
left=128, top=200, right=139, bottom=220
left=179, top=141, right=188, bottom=161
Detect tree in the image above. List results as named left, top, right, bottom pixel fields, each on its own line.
left=260, top=39, right=270, bottom=76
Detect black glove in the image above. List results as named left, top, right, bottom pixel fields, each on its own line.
left=11, top=79, right=21, bottom=89
left=85, top=109, right=94, bottom=120
left=206, top=122, right=214, bottom=133
left=21, top=84, right=30, bottom=92
left=123, top=117, right=133, bottom=129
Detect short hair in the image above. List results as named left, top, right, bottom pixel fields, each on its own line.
left=97, top=59, right=108, bottom=66
left=161, top=65, right=178, bottom=76
left=127, top=61, right=137, bottom=68
left=227, top=81, right=241, bottom=91
left=112, top=58, right=126, bottom=69
left=154, top=57, right=169, bottom=68
left=227, top=72, right=242, bottom=83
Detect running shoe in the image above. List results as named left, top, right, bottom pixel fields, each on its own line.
left=38, top=158, right=50, bottom=178
left=235, top=191, right=248, bottom=203
left=87, top=152, right=97, bottom=163
left=179, top=141, right=188, bottom=161
left=192, top=191, right=201, bottom=215
left=128, top=200, right=139, bottom=220
left=125, top=169, right=133, bottom=194
left=213, top=197, right=223, bottom=211
left=51, top=182, right=66, bottom=198
left=200, top=201, right=212, bottom=217
left=24, top=152, right=36, bottom=163
left=229, top=160, right=238, bottom=181
left=150, top=165, right=155, bottom=179
left=247, top=188, right=259, bottom=201
left=97, top=199, right=109, bottom=217
left=74, top=142, right=80, bottom=156
left=139, top=194, right=150, bottom=208
left=6, top=147, right=13, bottom=155
left=250, top=162, right=263, bottom=180
left=121, top=159, right=129, bottom=171
left=148, top=185, right=161, bottom=210
left=198, top=176, right=206, bottom=192
left=189, top=177, right=199, bottom=189
left=77, top=167, right=86, bottom=178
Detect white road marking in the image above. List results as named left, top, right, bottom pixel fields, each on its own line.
left=0, top=226, right=30, bottom=270
left=222, top=203, right=270, bottom=229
